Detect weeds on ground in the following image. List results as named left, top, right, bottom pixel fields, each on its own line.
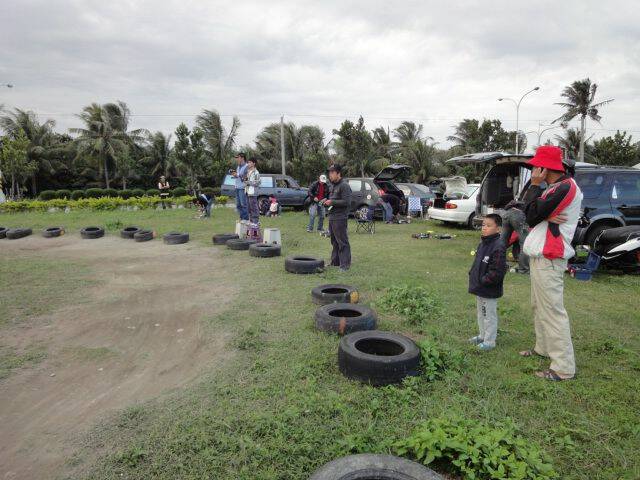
left=0, top=346, right=47, bottom=380
left=233, top=325, right=267, bottom=351
left=376, top=285, right=444, bottom=326
left=416, top=338, right=464, bottom=381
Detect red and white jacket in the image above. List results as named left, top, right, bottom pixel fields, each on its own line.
left=522, top=175, right=583, bottom=260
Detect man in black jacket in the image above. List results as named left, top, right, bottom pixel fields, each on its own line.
left=468, top=214, right=507, bottom=351
left=321, top=164, right=352, bottom=271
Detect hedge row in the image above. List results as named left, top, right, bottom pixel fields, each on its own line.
left=0, top=195, right=230, bottom=213
left=38, top=187, right=221, bottom=201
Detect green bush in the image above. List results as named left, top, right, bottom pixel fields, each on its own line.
left=395, top=416, right=558, bottom=480
left=201, top=187, right=216, bottom=197
left=39, top=190, right=57, bottom=201
left=85, top=188, right=105, bottom=198
left=0, top=196, right=193, bottom=213
left=120, top=189, right=133, bottom=199
left=56, top=189, right=72, bottom=199
left=172, top=187, right=187, bottom=197
left=146, top=189, right=160, bottom=197
left=416, top=339, right=464, bottom=381
left=377, top=285, right=444, bottom=326
left=70, top=190, right=85, bottom=200
left=131, top=189, right=146, bottom=198
left=215, top=195, right=230, bottom=204
left=104, top=188, right=119, bottom=198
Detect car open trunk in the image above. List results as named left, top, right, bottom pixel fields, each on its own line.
left=373, top=164, right=411, bottom=213
left=432, top=176, right=467, bottom=209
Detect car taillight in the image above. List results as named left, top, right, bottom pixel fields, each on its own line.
left=445, top=202, right=457, bottom=209
left=427, top=200, right=433, bottom=207
left=378, top=189, right=385, bottom=196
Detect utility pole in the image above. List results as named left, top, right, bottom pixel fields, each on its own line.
left=280, top=115, right=286, bottom=175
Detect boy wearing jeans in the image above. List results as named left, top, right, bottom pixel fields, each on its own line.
left=468, top=214, right=507, bottom=351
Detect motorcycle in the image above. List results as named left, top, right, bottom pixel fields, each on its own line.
left=591, top=225, right=640, bottom=274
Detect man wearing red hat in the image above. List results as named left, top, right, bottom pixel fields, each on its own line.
left=520, top=145, right=583, bottom=381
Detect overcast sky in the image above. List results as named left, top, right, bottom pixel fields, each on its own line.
left=1, top=0, right=639, bottom=152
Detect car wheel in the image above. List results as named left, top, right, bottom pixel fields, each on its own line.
left=338, top=330, right=421, bottom=386
left=249, top=242, right=281, bottom=257
left=6, top=228, right=33, bottom=240
left=213, top=233, right=239, bottom=245
left=163, top=232, right=189, bottom=244
left=133, top=229, right=155, bottom=242
left=315, top=303, right=377, bottom=335
left=468, top=214, right=480, bottom=230
left=311, top=284, right=359, bottom=305
left=0, top=227, right=8, bottom=239
left=586, top=222, right=620, bottom=249
left=42, top=226, right=64, bottom=238
left=80, top=226, right=104, bottom=239
left=121, top=226, right=141, bottom=239
left=310, top=454, right=443, bottom=480
left=285, top=255, right=325, bottom=274
left=226, top=238, right=257, bottom=250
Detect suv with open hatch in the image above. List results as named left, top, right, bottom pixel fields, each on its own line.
left=343, top=164, right=410, bottom=218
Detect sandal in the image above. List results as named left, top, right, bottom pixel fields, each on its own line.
left=535, top=369, right=574, bottom=381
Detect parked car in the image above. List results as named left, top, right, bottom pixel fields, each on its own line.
left=396, top=183, right=435, bottom=216
left=446, top=151, right=640, bottom=246
left=221, top=173, right=308, bottom=214
left=428, top=177, right=481, bottom=228
left=343, top=164, right=410, bottom=218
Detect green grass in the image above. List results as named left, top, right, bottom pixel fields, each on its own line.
left=1, top=207, right=639, bottom=479
left=0, top=345, right=47, bottom=380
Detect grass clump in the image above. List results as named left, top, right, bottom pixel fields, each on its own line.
left=416, top=338, right=464, bottom=381
left=377, top=285, right=443, bottom=325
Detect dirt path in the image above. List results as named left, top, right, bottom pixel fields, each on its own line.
left=0, top=235, right=237, bottom=479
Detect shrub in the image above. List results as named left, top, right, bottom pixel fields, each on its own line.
left=416, top=339, right=464, bottom=381
left=131, top=188, right=146, bottom=198
left=70, top=190, right=85, bottom=200
left=201, top=187, right=216, bottom=197
left=56, top=189, right=72, bottom=199
left=0, top=195, right=193, bottom=213
left=104, top=188, right=119, bottom=198
left=85, top=188, right=105, bottom=198
left=146, top=189, right=160, bottom=196
left=120, top=189, right=133, bottom=199
left=215, top=195, right=230, bottom=204
left=172, top=187, right=187, bottom=197
left=377, top=285, right=444, bottom=326
left=396, top=416, right=558, bottom=480
left=39, top=190, right=57, bottom=201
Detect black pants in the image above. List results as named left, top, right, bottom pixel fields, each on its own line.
left=329, top=218, right=351, bottom=269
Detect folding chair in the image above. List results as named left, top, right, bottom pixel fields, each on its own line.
left=407, top=196, right=424, bottom=219
left=355, top=205, right=376, bottom=234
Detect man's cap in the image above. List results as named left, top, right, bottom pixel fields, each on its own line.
left=319, top=174, right=327, bottom=183
left=527, top=145, right=564, bottom=172
left=328, top=164, right=343, bottom=173
left=235, top=152, right=246, bottom=159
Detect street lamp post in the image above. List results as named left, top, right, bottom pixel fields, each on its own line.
left=498, top=86, right=540, bottom=154
left=1, top=84, right=14, bottom=88
left=536, top=122, right=560, bottom=147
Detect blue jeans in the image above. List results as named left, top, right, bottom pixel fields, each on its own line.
left=381, top=202, right=393, bottom=222
left=235, top=189, right=248, bottom=220
left=204, top=199, right=213, bottom=217
left=308, top=203, right=325, bottom=231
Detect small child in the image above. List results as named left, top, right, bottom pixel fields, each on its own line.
left=267, top=195, right=279, bottom=217
left=468, top=213, right=507, bottom=351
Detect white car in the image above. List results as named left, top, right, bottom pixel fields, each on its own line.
left=428, top=179, right=480, bottom=229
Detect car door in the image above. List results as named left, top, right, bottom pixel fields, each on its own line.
left=611, top=172, right=640, bottom=224
left=284, top=176, right=306, bottom=205
left=347, top=179, right=364, bottom=211
left=274, top=177, right=292, bottom=205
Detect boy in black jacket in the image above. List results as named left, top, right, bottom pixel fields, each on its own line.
left=468, top=214, right=507, bottom=351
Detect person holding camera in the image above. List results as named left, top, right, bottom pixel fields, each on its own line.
left=245, top=157, right=261, bottom=224
left=232, top=153, right=249, bottom=221
left=321, top=165, right=352, bottom=271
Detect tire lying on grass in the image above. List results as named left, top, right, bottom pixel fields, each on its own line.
left=312, top=284, right=359, bottom=305
left=163, top=232, right=189, bottom=245
left=6, top=228, right=33, bottom=240
left=226, top=238, right=257, bottom=250
left=285, top=255, right=325, bottom=274
left=0, top=227, right=9, bottom=239
left=249, top=243, right=281, bottom=257
left=310, top=454, right=443, bottom=480
left=120, top=226, right=141, bottom=239
left=315, top=303, right=376, bottom=335
left=338, top=330, right=421, bottom=386
left=133, top=229, right=154, bottom=242
left=42, top=227, right=64, bottom=238
left=80, top=226, right=105, bottom=239
left=213, top=233, right=239, bottom=245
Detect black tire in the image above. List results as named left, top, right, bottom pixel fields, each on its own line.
left=310, top=454, right=443, bottom=480
left=121, top=226, right=141, bottom=239
left=163, top=232, right=189, bottom=244
left=133, top=229, right=154, bottom=242
left=312, top=284, right=359, bottom=305
left=315, top=303, right=377, bottom=335
left=249, top=242, right=281, bottom=257
left=80, top=226, right=105, bottom=239
left=285, top=255, right=325, bottom=274
left=213, top=233, right=239, bottom=245
left=0, top=227, right=8, bottom=239
left=586, top=222, right=619, bottom=249
left=6, top=228, right=33, bottom=240
left=42, top=227, right=64, bottom=238
left=338, top=331, right=421, bottom=386
left=226, top=238, right=257, bottom=250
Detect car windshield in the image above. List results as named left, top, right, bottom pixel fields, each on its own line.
left=411, top=184, right=430, bottom=194
left=223, top=174, right=235, bottom=186
left=466, top=185, right=479, bottom=196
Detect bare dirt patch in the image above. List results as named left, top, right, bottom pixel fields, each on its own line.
left=0, top=235, right=237, bottom=479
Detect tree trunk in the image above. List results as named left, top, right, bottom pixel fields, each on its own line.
left=122, top=177, right=127, bottom=190
left=11, top=174, right=16, bottom=200
left=31, top=175, right=37, bottom=197
left=104, top=156, right=110, bottom=189
left=579, top=116, right=586, bottom=163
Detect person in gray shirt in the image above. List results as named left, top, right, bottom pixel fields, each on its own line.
left=321, top=164, right=352, bottom=271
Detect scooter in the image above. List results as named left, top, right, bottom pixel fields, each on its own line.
left=591, top=225, right=640, bottom=274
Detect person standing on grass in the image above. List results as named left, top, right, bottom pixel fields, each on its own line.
left=321, top=164, right=352, bottom=271
left=245, top=157, right=261, bottom=224
left=468, top=214, right=507, bottom=351
left=232, top=152, right=249, bottom=221
left=501, top=194, right=530, bottom=274
left=307, top=174, right=328, bottom=232
left=520, top=145, right=583, bottom=382
left=158, top=176, right=170, bottom=209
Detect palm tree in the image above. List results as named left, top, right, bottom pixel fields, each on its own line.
left=0, top=108, right=57, bottom=195
left=372, top=126, right=395, bottom=160
left=141, top=131, right=173, bottom=177
left=196, top=109, right=240, bottom=179
left=70, top=101, right=146, bottom=188
left=554, top=128, right=593, bottom=161
left=553, top=78, right=613, bottom=162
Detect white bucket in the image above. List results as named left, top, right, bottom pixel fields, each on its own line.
left=235, top=221, right=249, bottom=238
left=263, top=228, right=281, bottom=245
